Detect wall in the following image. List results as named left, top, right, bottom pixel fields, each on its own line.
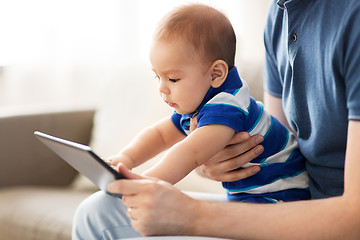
left=0, top=0, right=270, bottom=108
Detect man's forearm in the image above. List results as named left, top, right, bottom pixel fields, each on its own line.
left=191, top=195, right=360, bottom=239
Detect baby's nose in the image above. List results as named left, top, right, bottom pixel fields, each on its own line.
left=158, top=81, right=170, bottom=94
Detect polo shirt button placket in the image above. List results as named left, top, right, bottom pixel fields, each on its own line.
left=288, top=31, right=298, bottom=68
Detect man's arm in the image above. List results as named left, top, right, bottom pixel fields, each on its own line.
left=190, top=94, right=360, bottom=239
left=109, top=120, right=360, bottom=239
left=263, top=92, right=290, bottom=129
left=191, top=120, right=360, bottom=239
left=109, top=93, right=360, bottom=239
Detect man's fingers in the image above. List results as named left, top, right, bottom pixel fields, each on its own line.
left=204, top=144, right=264, bottom=182
left=117, top=163, right=143, bottom=179
left=108, top=178, right=151, bottom=195
left=221, top=166, right=261, bottom=182
left=229, top=134, right=264, bottom=153
left=228, top=132, right=250, bottom=145
left=214, top=135, right=264, bottom=163
left=231, top=145, right=264, bottom=169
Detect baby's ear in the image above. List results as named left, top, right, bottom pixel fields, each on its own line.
left=210, top=60, right=228, bottom=88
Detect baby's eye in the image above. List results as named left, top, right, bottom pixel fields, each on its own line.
left=169, top=78, right=179, bottom=83
left=154, top=75, right=160, bottom=81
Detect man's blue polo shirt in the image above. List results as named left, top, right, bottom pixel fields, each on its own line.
left=264, top=0, right=360, bottom=199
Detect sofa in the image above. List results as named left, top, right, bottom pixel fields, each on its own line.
left=0, top=107, right=97, bottom=240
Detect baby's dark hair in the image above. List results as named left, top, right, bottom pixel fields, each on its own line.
left=154, top=4, right=236, bottom=69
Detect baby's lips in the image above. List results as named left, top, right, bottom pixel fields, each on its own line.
left=163, top=99, right=175, bottom=107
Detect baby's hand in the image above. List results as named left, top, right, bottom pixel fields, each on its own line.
left=105, top=154, right=133, bottom=171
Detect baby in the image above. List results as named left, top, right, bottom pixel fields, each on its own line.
left=109, top=4, right=310, bottom=203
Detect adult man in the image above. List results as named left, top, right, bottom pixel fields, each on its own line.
left=73, top=0, right=360, bottom=239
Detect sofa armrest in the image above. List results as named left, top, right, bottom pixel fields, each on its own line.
left=0, top=106, right=95, bottom=188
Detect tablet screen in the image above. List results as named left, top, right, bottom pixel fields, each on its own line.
left=34, top=131, right=125, bottom=195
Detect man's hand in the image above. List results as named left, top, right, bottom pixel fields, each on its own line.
left=108, top=164, right=199, bottom=236
left=196, top=132, right=264, bottom=182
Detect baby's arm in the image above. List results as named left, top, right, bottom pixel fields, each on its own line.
left=143, top=124, right=235, bottom=184
left=108, top=117, right=185, bottom=170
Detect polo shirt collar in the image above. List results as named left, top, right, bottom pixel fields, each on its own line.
left=277, top=0, right=312, bottom=9
left=277, top=0, right=287, bottom=8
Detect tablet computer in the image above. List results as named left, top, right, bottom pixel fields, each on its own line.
left=34, top=131, right=125, bottom=196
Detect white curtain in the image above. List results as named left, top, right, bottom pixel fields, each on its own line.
left=0, top=0, right=270, bottom=108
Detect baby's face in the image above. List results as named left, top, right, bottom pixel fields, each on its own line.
left=150, top=39, right=212, bottom=114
